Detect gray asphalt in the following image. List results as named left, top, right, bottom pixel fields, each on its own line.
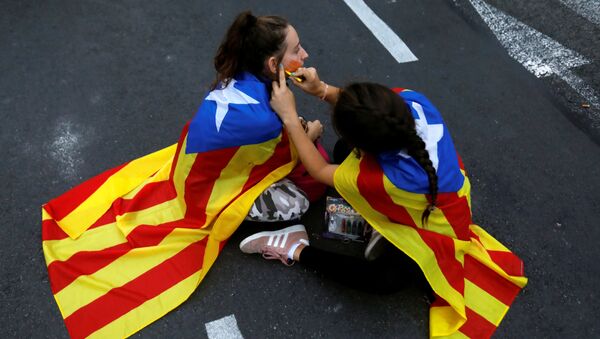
left=455, top=0, right=600, bottom=145
left=1, top=0, right=599, bottom=338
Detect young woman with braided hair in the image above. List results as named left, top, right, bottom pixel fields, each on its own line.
left=331, top=82, right=439, bottom=225
left=240, top=65, right=527, bottom=337
left=238, top=63, right=458, bottom=294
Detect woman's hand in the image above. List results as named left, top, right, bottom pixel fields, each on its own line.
left=306, top=120, right=324, bottom=142
left=290, top=67, right=326, bottom=98
left=271, top=65, right=300, bottom=126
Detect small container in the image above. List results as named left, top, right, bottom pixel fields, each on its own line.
left=322, top=196, right=369, bottom=242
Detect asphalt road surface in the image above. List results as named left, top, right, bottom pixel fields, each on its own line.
left=1, top=0, right=599, bottom=338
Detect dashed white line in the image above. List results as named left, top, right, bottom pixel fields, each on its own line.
left=468, top=0, right=599, bottom=112
left=343, top=0, right=418, bottom=63
left=205, top=314, right=244, bottom=339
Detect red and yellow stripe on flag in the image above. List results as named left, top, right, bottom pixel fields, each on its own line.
left=334, top=153, right=527, bottom=339
left=42, top=123, right=297, bottom=338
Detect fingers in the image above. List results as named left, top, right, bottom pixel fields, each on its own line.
left=298, top=116, right=308, bottom=132
left=306, top=119, right=324, bottom=141
left=293, top=67, right=311, bottom=77
left=290, top=75, right=303, bottom=85
left=272, top=64, right=285, bottom=91
left=292, top=68, right=307, bottom=84
left=290, top=70, right=308, bottom=89
left=298, top=67, right=317, bottom=80
left=289, top=67, right=324, bottom=97
left=292, top=67, right=305, bottom=77
left=307, top=120, right=324, bottom=132
left=308, top=119, right=322, bottom=126
left=278, top=63, right=286, bottom=87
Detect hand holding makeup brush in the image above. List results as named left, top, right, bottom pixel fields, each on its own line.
left=289, top=66, right=340, bottom=104
left=288, top=67, right=325, bottom=97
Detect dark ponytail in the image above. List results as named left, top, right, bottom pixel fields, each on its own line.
left=212, top=11, right=289, bottom=89
left=333, top=83, right=438, bottom=226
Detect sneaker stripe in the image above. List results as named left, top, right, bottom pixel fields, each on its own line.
left=267, top=235, right=274, bottom=247
left=272, top=234, right=280, bottom=247
left=280, top=232, right=289, bottom=248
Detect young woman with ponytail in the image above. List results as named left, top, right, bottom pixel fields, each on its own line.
left=41, top=11, right=333, bottom=337
left=202, top=11, right=329, bottom=222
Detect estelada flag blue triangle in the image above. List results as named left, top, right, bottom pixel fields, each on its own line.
left=186, top=72, right=282, bottom=154
left=377, top=89, right=465, bottom=194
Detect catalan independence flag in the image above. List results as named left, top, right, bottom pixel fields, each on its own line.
left=334, top=89, right=527, bottom=338
left=41, top=72, right=297, bottom=338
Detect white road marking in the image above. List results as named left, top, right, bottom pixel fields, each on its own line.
left=205, top=314, right=244, bottom=339
left=559, top=0, right=600, bottom=26
left=468, top=0, right=599, bottom=112
left=343, top=0, right=418, bottom=63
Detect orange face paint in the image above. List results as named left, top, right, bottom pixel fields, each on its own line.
left=284, top=60, right=305, bottom=82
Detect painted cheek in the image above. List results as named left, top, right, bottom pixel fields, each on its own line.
left=285, top=59, right=303, bottom=72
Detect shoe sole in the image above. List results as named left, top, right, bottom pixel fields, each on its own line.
left=239, top=224, right=307, bottom=250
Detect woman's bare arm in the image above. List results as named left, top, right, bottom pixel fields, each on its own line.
left=271, top=65, right=338, bottom=187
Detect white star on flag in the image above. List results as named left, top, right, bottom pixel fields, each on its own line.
left=399, top=102, right=444, bottom=171
left=206, top=79, right=260, bottom=132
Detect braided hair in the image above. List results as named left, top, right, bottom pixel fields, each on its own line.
left=332, top=83, right=438, bottom=226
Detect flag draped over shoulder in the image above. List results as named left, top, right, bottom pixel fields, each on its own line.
left=42, top=72, right=297, bottom=338
left=334, top=88, right=527, bottom=338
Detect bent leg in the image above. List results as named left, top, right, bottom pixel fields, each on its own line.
left=245, top=178, right=309, bottom=222
left=299, top=246, right=425, bottom=294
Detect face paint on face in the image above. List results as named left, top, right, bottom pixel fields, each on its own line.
left=285, top=60, right=304, bottom=82
left=281, top=25, right=308, bottom=81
